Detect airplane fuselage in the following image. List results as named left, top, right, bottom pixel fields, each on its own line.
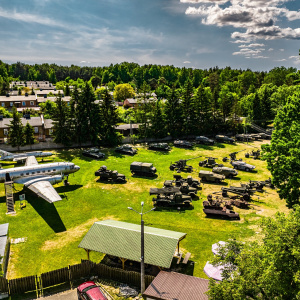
left=0, top=151, right=53, bottom=161
left=0, top=162, right=80, bottom=183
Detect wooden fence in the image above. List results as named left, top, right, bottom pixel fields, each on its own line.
left=0, top=260, right=155, bottom=297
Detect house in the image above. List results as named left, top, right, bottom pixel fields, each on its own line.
left=115, top=123, right=140, bottom=136
left=34, top=89, right=64, bottom=98
left=37, top=96, right=71, bottom=106
left=143, top=271, right=209, bottom=300
left=10, top=81, right=55, bottom=90
left=0, top=95, right=38, bottom=110
left=0, top=115, right=52, bottom=143
left=123, top=98, right=156, bottom=108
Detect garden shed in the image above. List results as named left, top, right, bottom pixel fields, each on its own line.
left=79, top=220, right=187, bottom=269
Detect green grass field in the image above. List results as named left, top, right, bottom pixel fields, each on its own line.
left=0, top=141, right=288, bottom=279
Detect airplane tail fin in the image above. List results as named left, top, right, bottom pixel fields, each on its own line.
left=0, top=150, right=13, bottom=158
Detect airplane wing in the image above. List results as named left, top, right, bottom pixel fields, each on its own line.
left=24, top=156, right=38, bottom=166
left=25, top=180, right=62, bottom=203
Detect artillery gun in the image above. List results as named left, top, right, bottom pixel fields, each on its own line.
left=245, top=149, right=261, bottom=160
left=173, top=174, right=201, bottom=189
left=223, top=149, right=246, bottom=162
left=207, top=193, right=250, bottom=209
left=199, top=157, right=219, bottom=168
left=95, top=165, right=126, bottom=183
left=170, top=156, right=202, bottom=173
left=220, top=185, right=256, bottom=201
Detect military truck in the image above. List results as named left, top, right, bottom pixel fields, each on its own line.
left=199, top=157, right=219, bottom=168
left=115, top=144, right=137, bottom=155
left=130, top=162, right=157, bottom=177
left=163, top=181, right=198, bottom=198
left=95, top=165, right=126, bottom=183
left=231, top=160, right=255, bottom=172
left=212, top=166, right=238, bottom=178
left=199, top=170, right=225, bottom=183
left=215, top=135, right=235, bottom=144
left=148, top=143, right=170, bottom=151
left=173, top=140, right=193, bottom=149
left=152, top=192, right=192, bottom=208
left=195, top=136, right=214, bottom=145
left=173, top=174, right=201, bottom=189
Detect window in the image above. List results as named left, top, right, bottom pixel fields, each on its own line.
left=37, top=171, right=40, bottom=173
left=26, top=173, right=29, bottom=175
left=48, top=170, right=50, bottom=172
left=34, top=127, right=39, bottom=133
left=22, top=102, right=26, bottom=106
left=1, top=103, right=4, bottom=107
left=20, top=173, right=24, bottom=176
left=42, top=170, right=45, bottom=173
left=32, top=172, right=35, bottom=174
left=49, top=129, right=53, bottom=134
left=10, top=102, right=13, bottom=107
left=4, top=129, right=8, bottom=135
left=30, top=101, right=34, bottom=106
left=53, top=169, right=56, bottom=171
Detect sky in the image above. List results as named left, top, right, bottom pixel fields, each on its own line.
left=0, top=0, right=299, bottom=71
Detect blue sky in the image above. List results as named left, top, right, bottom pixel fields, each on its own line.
left=0, top=0, right=299, bottom=71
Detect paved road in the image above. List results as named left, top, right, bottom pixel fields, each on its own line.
left=42, top=289, right=77, bottom=299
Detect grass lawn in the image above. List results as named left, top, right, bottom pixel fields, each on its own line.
left=0, top=140, right=289, bottom=279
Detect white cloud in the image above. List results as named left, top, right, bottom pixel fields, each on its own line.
left=183, top=61, right=191, bottom=63
left=276, top=58, right=287, bottom=61
left=238, top=43, right=265, bottom=48
left=289, top=56, right=299, bottom=59
left=268, top=48, right=274, bottom=51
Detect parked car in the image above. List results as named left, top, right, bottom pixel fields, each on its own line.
left=231, top=160, right=256, bottom=172
left=115, top=144, right=137, bottom=155
left=195, top=136, right=214, bottom=145
left=82, top=148, right=105, bottom=159
left=77, top=281, right=107, bottom=300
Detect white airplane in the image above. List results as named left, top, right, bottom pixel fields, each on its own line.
left=0, top=150, right=53, bottom=162
left=0, top=156, right=80, bottom=203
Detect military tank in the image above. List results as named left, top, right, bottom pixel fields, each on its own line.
left=173, top=140, right=193, bottom=149
left=130, top=162, right=157, bottom=177
left=115, top=144, right=137, bottom=155
left=148, top=143, right=170, bottom=151
left=95, top=165, right=126, bottom=183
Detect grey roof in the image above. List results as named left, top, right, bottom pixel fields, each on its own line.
left=79, top=220, right=186, bottom=269
left=0, top=95, right=36, bottom=102
left=35, top=90, right=64, bottom=96
left=37, top=96, right=71, bottom=103
left=116, top=123, right=140, bottom=130
left=0, top=117, right=43, bottom=128
left=44, top=119, right=54, bottom=129
left=0, top=223, right=9, bottom=237
left=143, top=271, right=209, bottom=300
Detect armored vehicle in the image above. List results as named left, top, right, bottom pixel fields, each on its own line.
left=173, top=174, right=201, bottom=189
left=212, top=166, right=238, bottom=178
left=257, top=132, right=272, bottom=140
left=245, top=149, right=260, bottom=159
left=115, top=144, right=137, bottom=155
left=195, top=136, right=214, bottom=145
left=221, top=186, right=254, bottom=201
left=95, top=165, right=126, bottom=183
left=215, top=135, right=235, bottom=144
left=235, top=134, right=254, bottom=142
left=82, top=148, right=105, bottom=159
left=130, top=162, right=157, bottom=177
left=199, top=157, right=219, bottom=168
left=148, top=143, right=170, bottom=151
left=173, top=140, right=193, bottom=149
left=170, top=156, right=201, bottom=173
left=231, top=160, right=255, bottom=172
left=162, top=181, right=198, bottom=198
left=152, top=192, right=192, bottom=208
left=249, top=133, right=261, bottom=140
left=199, top=170, right=225, bottom=183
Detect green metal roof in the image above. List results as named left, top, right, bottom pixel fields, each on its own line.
left=78, top=220, right=187, bottom=269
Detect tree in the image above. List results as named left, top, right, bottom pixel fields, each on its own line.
left=8, top=107, right=25, bottom=149
left=165, top=87, right=183, bottom=137
left=24, top=122, right=35, bottom=145
left=262, top=91, right=300, bottom=208
left=52, top=94, right=72, bottom=146
left=99, top=89, right=120, bottom=145
left=149, top=100, right=167, bottom=138
left=208, top=207, right=300, bottom=299
left=113, top=83, right=135, bottom=101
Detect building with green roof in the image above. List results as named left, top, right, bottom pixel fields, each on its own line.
left=79, top=220, right=187, bottom=269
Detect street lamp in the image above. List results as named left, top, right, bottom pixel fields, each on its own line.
left=128, top=202, right=155, bottom=295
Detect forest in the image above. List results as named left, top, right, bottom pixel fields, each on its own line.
left=0, top=60, right=299, bottom=145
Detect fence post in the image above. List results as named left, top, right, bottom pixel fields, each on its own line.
left=68, top=265, right=73, bottom=290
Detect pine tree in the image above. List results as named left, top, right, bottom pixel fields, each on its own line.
left=149, top=100, right=167, bottom=138
left=165, top=86, right=183, bottom=137
left=8, top=107, right=25, bottom=149
left=24, top=122, right=35, bottom=145
left=52, top=94, right=72, bottom=146
left=99, top=89, right=120, bottom=145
